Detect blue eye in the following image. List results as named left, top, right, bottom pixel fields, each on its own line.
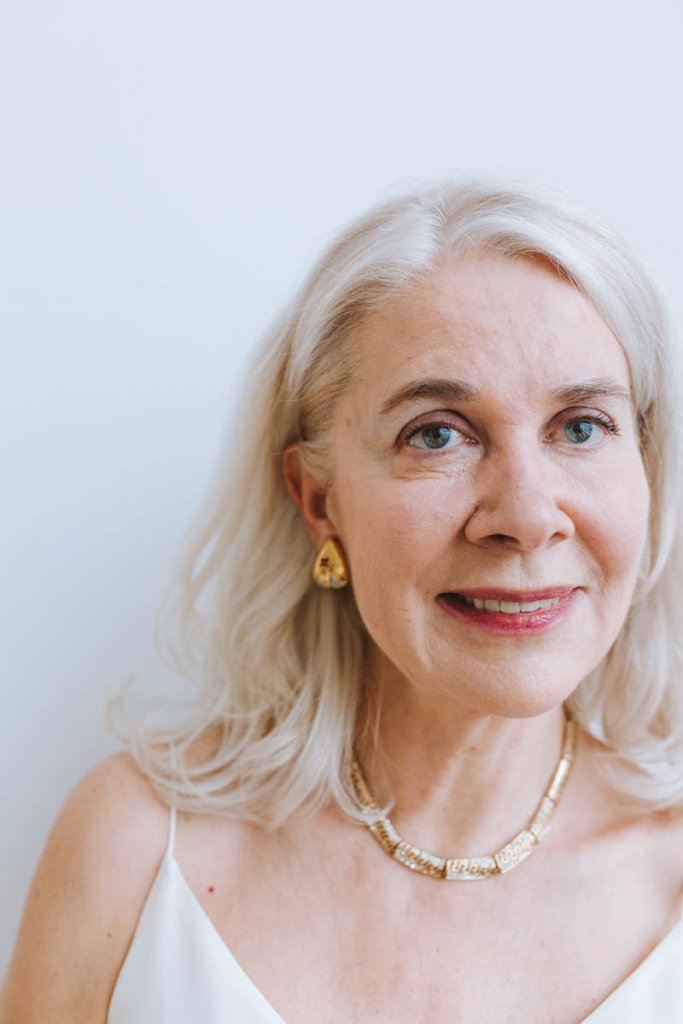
left=407, top=424, right=463, bottom=450
left=564, top=419, right=599, bottom=445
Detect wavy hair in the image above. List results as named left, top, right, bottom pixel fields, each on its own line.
left=109, top=179, right=683, bottom=822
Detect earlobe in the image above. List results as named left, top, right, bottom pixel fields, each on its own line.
left=282, top=444, right=331, bottom=547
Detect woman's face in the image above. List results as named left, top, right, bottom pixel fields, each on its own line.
left=324, top=255, right=650, bottom=717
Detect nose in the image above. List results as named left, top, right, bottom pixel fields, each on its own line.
left=464, top=439, right=575, bottom=552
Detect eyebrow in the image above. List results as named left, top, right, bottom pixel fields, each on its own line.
left=379, top=378, right=481, bottom=416
left=379, top=376, right=632, bottom=416
left=548, top=379, right=632, bottom=404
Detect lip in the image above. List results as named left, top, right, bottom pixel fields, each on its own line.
left=436, top=587, right=579, bottom=637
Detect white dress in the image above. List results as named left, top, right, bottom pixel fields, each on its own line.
left=107, top=805, right=683, bottom=1023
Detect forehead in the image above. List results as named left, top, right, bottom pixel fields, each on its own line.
left=349, top=255, right=631, bottom=403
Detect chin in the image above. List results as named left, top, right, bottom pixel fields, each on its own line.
left=445, top=663, right=581, bottom=720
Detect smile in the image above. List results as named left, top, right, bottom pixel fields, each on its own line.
left=460, top=596, right=561, bottom=613
left=436, top=588, right=577, bottom=636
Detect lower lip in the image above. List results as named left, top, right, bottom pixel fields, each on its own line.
left=436, top=591, right=578, bottom=636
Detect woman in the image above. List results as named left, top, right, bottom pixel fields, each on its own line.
left=3, top=180, right=683, bottom=1023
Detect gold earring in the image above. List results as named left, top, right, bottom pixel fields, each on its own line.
left=312, top=538, right=349, bottom=589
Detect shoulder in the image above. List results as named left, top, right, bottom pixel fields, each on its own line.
left=37, top=750, right=172, bottom=900
left=0, top=751, right=171, bottom=1023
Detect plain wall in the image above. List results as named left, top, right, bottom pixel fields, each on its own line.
left=2, top=0, right=682, bottom=978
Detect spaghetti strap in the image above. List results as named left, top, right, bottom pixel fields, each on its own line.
left=165, top=803, right=177, bottom=857
left=164, top=743, right=178, bottom=858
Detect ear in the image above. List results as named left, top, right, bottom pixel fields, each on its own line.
left=282, top=444, right=336, bottom=549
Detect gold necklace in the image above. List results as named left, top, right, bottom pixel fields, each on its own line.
left=350, top=713, right=577, bottom=881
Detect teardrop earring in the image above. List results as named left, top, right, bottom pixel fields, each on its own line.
left=312, top=538, right=349, bottom=589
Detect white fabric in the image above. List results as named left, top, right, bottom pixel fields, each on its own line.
left=107, top=806, right=683, bottom=1023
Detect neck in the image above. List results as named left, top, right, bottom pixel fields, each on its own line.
left=356, top=661, right=570, bottom=857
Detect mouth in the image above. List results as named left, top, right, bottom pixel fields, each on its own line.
left=436, top=587, right=577, bottom=635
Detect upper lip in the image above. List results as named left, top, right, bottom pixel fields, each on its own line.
left=444, top=586, right=577, bottom=601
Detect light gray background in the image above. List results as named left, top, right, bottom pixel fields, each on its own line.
left=2, top=0, right=682, bottom=979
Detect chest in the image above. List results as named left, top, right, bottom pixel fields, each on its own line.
left=190, top=847, right=682, bottom=1024
left=169, top=799, right=683, bottom=1024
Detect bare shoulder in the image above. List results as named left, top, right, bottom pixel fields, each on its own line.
left=0, top=751, right=171, bottom=1024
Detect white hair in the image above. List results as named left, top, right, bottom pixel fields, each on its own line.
left=109, top=178, right=683, bottom=823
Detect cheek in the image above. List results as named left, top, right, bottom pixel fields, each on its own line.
left=578, top=459, right=650, bottom=593
left=334, top=476, right=464, bottom=600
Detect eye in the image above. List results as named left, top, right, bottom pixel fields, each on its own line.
left=405, top=422, right=468, bottom=450
left=560, top=415, right=618, bottom=447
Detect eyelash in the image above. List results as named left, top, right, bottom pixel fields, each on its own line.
left=400, top=411, right=621, bottom=451
left=562, top=413, right=621, bottom=440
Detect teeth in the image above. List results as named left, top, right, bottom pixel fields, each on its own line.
left=463, top=596, right=561, bottom=613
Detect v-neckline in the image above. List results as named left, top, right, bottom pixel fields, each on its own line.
left=578, top=909, right=683, bottom=1022
left=167, top=854, right=287, bottom=1023
left=167, top=852, right=683, bottom=1024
